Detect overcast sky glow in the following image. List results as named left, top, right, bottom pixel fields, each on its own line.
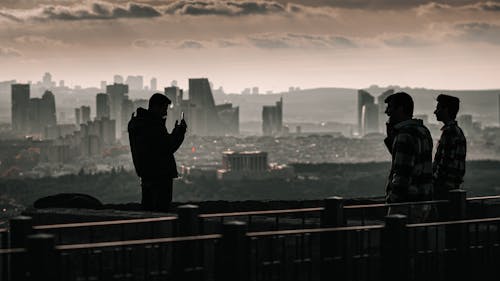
left=1, top=0, right=500, bottom=92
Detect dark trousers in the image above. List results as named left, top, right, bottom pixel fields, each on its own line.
left=141, top=178, right=173, bottom=212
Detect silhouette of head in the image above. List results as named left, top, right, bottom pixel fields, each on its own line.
left=148, top=93, right=171, bottom=119
left=384, top=92, right=414, bottom=124
left=434, top=94, right=459, bottom=122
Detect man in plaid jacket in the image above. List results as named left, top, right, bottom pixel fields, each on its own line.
left=384, top=92, right=434, bottom=211
left=433, top=94, right=467, bottom=200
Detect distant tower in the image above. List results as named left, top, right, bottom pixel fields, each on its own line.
left=150, top=78, right=157, bottom=91
left=96, top=93, right=110, bottom=120
left=75, top=107, right=81, bottom=125
left=361, top=103, right=379, bottom=135
left=377, top=89, right=394, bottom=133
left=81, top=106, right=91, bottom=124
left=121, top=97, right=134, bottom=135
left=42, top=72, right=54, bottom=88
left=106, top=83, right=129, bottom=138
left=262, top=97, right=283, bottom=136
left=113, top=75, right=124, bottom=84
left=252, top=87, right=259, bottom=95
left=28, top=97, right=42, bottom=134
left=100, top=81, right=107, bottom=91
left=41, top=90, right=57, bottom=127
left=188, top=78, right=220, bottom=135
left=11, top=84, right=30, bottom=133
left=357, top=90, right=375, bottom=135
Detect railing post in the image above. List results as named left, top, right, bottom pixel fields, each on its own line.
left=321, top=196, right=344, bottom=227
left=320, top=197, right=344, bottom=281
left=9, top=216, right=33, bottom=248
left=448, top=189, right=467, bottom=220
left=26, top=234, right=56, bottom=281
left=216, top=221, right=248, bottom=281
left=445, top=189, right=467, bottom=280
left=176, top=204, right=200, bottom=236
left=381, top=214, right=408, bottom=281
left=9, top=216, right=33, bottom=281
left=174, top=204, right=202, bottom=281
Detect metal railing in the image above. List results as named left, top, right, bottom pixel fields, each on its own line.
left=2, top=190, right=500, bottom=249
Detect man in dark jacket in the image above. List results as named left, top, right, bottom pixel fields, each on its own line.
left=433, top=94, right=467, bottom=200
left=384, top=92, right=433, bottom=222
left=128, top=93, right=186, bottom=212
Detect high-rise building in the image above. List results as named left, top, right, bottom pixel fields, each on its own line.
left=113, top=75, right=124, bottom=84
left=357, top=90, right=375, bottom=135
left=11, top=84, right=30, bottom=133
left=42, top=72, right=55, bottom=89
left=150, top=78, right=157, bottom=91
left=75, top=108, right=81, bottom=125
left=165, top=86, right=182, bottom=106
left=40, top=90, right=57, bottom=127
left=216, top=103, right=239, bottom=135
left=188, top=78, right=222, bottom=135
left=121, top=97, right=134, bottom=135
left=81, top=106, right=91, bottom=124
left=377, top=89, right=394, bottom=133
left=361, top=103, right=379, bottom=135
left=100, top=81, right=107, bottom=91
left=252, top=87, right=259, bottom=95
left=106, top=83, right=129, bottom=138
left=28, top=98, right=42, bottom=134
left=126, top=75, right=144, bottom=91
left=96, top=93, right=110, bottom=120
left=262, top=97, right=283, bottom=136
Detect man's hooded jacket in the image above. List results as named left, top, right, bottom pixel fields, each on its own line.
left=128, top=108, right=185, bottom=180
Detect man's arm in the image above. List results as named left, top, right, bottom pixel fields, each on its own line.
left=169, top=120, right=187, bottom=153
left=387, top=133, right=415, bottom=203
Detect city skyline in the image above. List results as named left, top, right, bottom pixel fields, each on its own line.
left=1, top=1, right=500, bottom=92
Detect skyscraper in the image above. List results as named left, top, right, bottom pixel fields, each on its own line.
left=40, top=90, right=57, bottom=127
left=377, top=89, right=394, bottom=133
left=188, top=78, right=221, bottom=135
left=121, top=97, right=134, bottom=135
left=126, top=75, right=144, bottom=91
left=28, top=97, right=42, bottom=134
left=262, top=97, right=283, bottom=136
left=357, top=90, right=375, bottom=135
left=113, top=75, right=124, bottom=84
left=96, top=93, right=110, bottom=120
left=11, top=84, right=30, bottom=133
left=150, top=78, right=157, bottom=91
left=106, top=83, right=129, bottom=138
left=81, top=106, right=91, bottom=124
left=361, top=103, right=379, bottom=135
left=75, top=108, right=81, bottom=125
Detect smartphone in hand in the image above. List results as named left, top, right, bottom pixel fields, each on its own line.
left=180, top=111, right=184, bottom=120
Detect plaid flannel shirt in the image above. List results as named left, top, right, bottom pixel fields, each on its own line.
left=384, top=119, right=434, bottom=203
left=433, top=121, right=467, bottom=198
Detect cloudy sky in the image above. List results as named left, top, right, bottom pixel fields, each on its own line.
left=1, top=0, right=500, bottom=92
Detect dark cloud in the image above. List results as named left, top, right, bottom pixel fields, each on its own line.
left=0, top=47, right=22, bottom=58
left=455, top=22, right=500, bottom=44
left=164, top=1, right=287, bottom=16
left=383, top=35, right=433, bottom=47
left=275, top=0, right=500, bottom=10
left=470, top=1, right=500, bottom=11
left=34, top=2, right=162, bottom=21
left=248, top=33, right=357, bottom=49
left=178, top=40, right=204, bottom=49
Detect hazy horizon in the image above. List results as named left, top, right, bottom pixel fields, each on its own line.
left=2, top=0, right=500, bottom=92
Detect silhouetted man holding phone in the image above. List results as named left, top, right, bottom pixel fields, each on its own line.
left=433, top=94, right=466, bottom=200
left=128, top=93, right=187, bottom=212
left=384, top=92, right=433, bottom=221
